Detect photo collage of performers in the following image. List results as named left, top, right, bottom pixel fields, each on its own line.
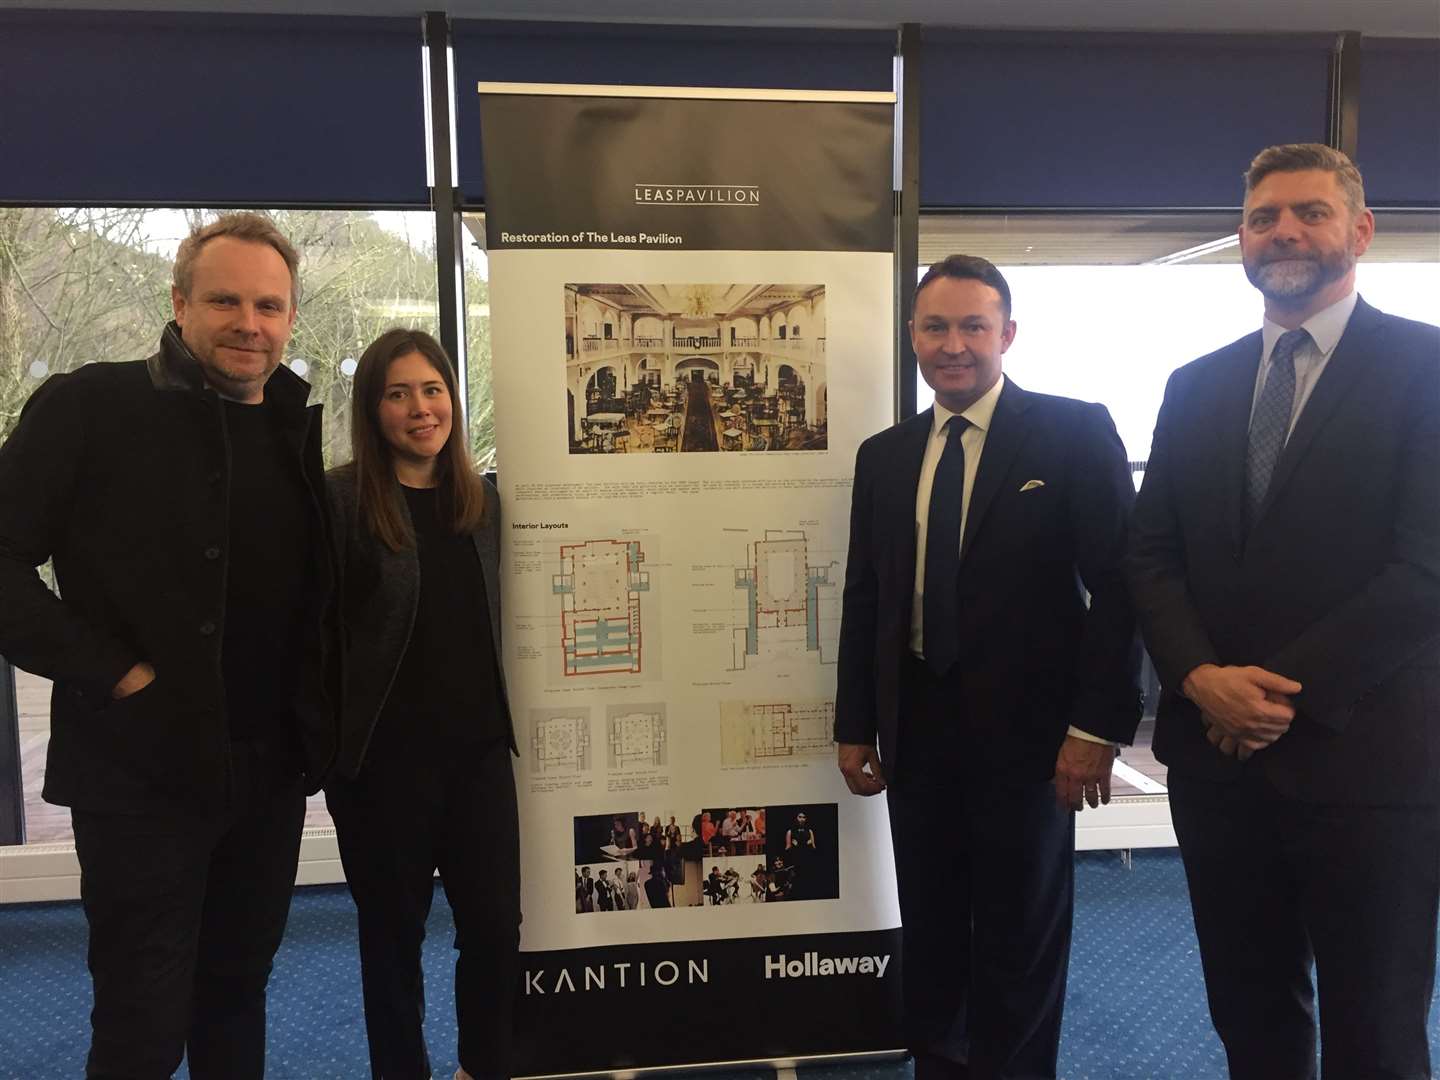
left=573, top=803, right=839, bottom=911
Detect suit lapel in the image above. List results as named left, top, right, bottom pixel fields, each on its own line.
left=960, top=378, right=1031, bottom=560
left=1214, top=333, right=1263, bottom=550
left=1257, top=298, right=1381, bottom=520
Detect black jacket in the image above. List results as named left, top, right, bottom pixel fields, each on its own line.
left=0, top=323, right=338, bottom=813
left=325, top=465, right=516, bottom=780
left=1127, top=298, right=1440, bottom=802
left=835, top=379, right=1142, bottom=781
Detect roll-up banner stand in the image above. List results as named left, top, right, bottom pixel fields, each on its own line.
left=478, top=82, right=901, bottom=1077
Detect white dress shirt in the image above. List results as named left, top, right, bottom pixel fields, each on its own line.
left=910, top=374, right=1005, bottom=654
left=1251, top=289, right=1358, bottom=438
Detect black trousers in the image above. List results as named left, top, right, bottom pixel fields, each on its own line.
left=1169, top=768, right=1439, bottom=1080
left=887, top=656, right=1074, bottom=1080
left=70, top=740, right=306, bottom=1080
left=326, top=732, right=521, bottom=1080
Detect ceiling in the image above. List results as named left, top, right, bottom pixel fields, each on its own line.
left=6, top=0, right=1438, bottom=37
left=575, top=284, right=821, bottom=319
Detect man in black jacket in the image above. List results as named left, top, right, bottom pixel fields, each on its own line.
left=1127, top=145, right=1440, bottom=1078
left=0, top=213, right=336, bottom=1078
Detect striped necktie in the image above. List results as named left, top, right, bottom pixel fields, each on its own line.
left=1245, top=327, right=1310, bottom=529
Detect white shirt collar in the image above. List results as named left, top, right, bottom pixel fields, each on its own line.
left=931, top=373, right=1006, bottom=437
left=1262, top=289, right=1358, bottom=360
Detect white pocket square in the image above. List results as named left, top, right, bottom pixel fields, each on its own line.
left=1019, top=479, right=1046, bottom=492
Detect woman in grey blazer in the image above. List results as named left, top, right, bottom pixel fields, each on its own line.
left=325, top=328, right=518, bottom=1080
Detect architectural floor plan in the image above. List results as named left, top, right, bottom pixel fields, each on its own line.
left=719, top=699, right=835, bottom=766
left=531, top=710, right=592, bottom=775
left=607, top=705, right=668, bottom=769
left=553, top=539, right=650, bottom=677
left=732, top=530, right=835, bottom=669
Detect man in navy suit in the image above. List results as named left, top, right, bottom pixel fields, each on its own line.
left=836, top=255, right=1141, bottom=1080
left=1127, top=144, right=1440, bottom=1078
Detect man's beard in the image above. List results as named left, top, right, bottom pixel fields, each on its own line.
left=199, top=352, right=281, bottom=403
left=1244, top=247, right=1353, bottom=301
left=210, top=358, right=276, bottom=386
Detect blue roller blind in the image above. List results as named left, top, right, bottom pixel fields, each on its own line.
left=0, top=11, right=429, bottom=206
left=1359, top=38, right=1440, bottom=207
left=920, top=30, right=1332, bottom=208
left=453, top=20, right=896, bottom=202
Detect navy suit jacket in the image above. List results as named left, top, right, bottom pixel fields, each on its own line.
left=1127, top=297, right=1440, bottom=803
left=835, top=378, right=1142, bottom=783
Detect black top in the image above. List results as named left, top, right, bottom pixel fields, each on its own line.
left=221, top=397, right=313, bottom=743
left=378, top=484, right=505, bottom=745
left=0, top=324, right=336, bottom=815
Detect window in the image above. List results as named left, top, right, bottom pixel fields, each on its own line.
left=461, top=213, right=495, bottom=471
left=1, top=206, right=438, bottom=846
left=916, top=211, right=1440, bottom=462
left=915, top=209, right=1440, bottom=799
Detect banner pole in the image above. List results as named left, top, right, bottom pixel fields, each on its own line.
left=896, top=23, right=921, bottom=424
left=424, top=10, right=468, bottom=393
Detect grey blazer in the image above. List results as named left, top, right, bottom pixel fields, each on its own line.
left=326, top=465, right=515, bottom=779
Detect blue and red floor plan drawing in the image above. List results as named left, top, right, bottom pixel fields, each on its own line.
left=553, top=539, right=651, bottom=677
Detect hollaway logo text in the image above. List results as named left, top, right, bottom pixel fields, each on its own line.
left=634, top=184, right=760, bottom=205
left=765, top=952, right=891, bottom=979
left=525, top=959, right=709, bottom=994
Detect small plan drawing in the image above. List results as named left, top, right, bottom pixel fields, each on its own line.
left=553, top=539, right=650, bottom=677
left=732, top=529, right=836, bottom=669
left=719, top=700, right=835, bottom=766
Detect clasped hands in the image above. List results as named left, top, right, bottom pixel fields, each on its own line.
left=1182, top=663, right=1301, bottom=762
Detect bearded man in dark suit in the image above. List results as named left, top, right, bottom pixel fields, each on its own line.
left=1127, top=143, right=1440, bottom=1079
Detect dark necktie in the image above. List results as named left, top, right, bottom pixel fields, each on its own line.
left=1245, top=327, right=1309, bottom=529
left=924, top=416, right=968, bottom=675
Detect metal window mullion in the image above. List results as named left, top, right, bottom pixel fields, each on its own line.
left=0, top=659, right=23, bottom=846
left=1328, top=30, right=1362, bottom=161
left=896, top=23, right=921, bottom=423
left=425, top=10, right=468, bottom=412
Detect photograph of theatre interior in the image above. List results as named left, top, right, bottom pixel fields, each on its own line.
left=564, top=283, right=828, bottom=454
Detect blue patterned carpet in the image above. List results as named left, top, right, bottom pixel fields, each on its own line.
left=0, top=850, right=1434, bottom=1078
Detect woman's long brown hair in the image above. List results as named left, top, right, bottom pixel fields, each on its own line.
left=347, top=328, right=487, bottom=553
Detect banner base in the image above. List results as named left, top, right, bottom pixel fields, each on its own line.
left=519, top=1047, right=909, bottom=1080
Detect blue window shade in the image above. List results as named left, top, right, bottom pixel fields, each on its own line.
left=1360, top=39, right=1440, bottom=207
left=920, top=31, right=1332, bottom=208
left=0, top=11, right=428, bottom=206
left=454, top=20, right=895, bottom=202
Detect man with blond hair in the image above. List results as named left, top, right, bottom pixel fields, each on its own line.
left=1128, top=144, right=1440, bottom=1078
left=0, top=212, right=337, bottom=1077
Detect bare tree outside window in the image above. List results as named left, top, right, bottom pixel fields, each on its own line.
left=0, top=204, right=497, bottom=846
left=0, top=207, right=497, bottom=469
left=462, top=214, right=495, bottom=472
